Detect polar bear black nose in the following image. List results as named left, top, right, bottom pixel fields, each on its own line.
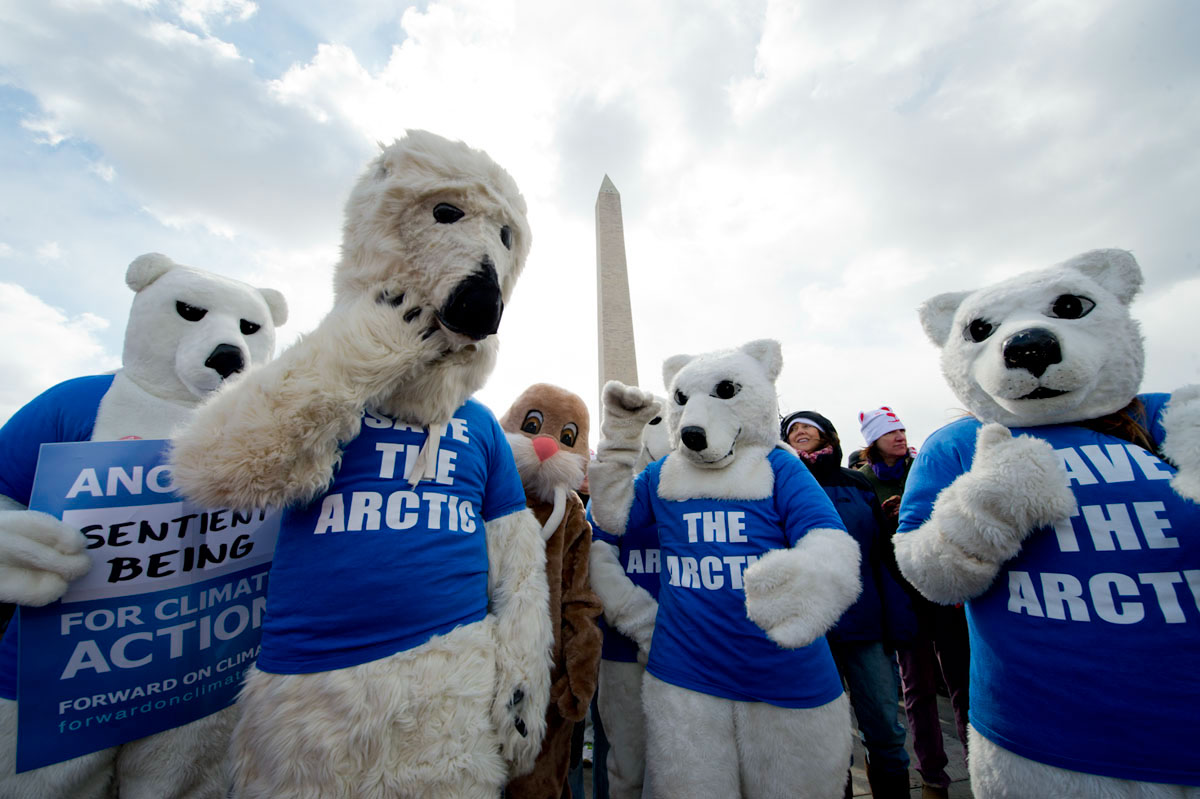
left=1002, top=328, right=1062, bottom=378
left=437, top=259, right=503, bottom=341
left=681, top=427, right=708, bottom=452
left=205, top=344, right=246, bottom=380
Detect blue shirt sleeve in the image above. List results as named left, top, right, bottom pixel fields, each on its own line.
left=479, top=407, right=529, bottom=522
left=0, top=375, right=112, bottom=505
left=771, top=449, right=847, bottom=546
left=897, top=419, right=979, bottom=535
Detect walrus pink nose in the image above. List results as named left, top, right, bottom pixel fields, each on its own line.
left=532, top=436, right=559, bottom=462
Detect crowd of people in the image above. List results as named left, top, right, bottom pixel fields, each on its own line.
left=573, top=405, right=969, bottom=799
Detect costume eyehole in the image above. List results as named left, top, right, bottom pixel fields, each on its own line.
left=500, top=225, right=513, bottom=250
left=433, top=203, right=465, bottom=224
left=674, top=390, right=688, bottom=406
left=1047, top=294, right=1095, bottom=320
left=521, top=410, right=543, bottom=435
left=649, top=416, right=662, bottom=425
left=713, top=380, right=740, bottom=399
left=964, top=319, right=994, bottom=343
left=560, top=423, right=578, bottom=448
left=240, top=320, right=261, bottom=335
left=176, top=301, right=207, bottom=322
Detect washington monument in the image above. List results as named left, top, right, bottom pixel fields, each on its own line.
left=595, top=175, right=639, bottom=408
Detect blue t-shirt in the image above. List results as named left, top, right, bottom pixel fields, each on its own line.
left=255, top=400, right=527, bottom=674
left=589, top=497, right=662, bottom=664
left=897, top=394, right=1200, bottom=786
left=633, top=448, right=847, bottom=708
left=0, top=374, right=115, bottom=700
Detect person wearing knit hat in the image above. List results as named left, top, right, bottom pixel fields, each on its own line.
left=780, top=410, right=916, bottom=799
left=855, top=406, right=969, bottom=799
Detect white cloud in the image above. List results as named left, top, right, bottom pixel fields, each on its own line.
left=0, top=284, right=122, bottom=423
left=36, top=242, right=62, bottom=261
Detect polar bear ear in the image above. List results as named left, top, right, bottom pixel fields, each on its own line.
left=739, top=339, right=782, bottom=382
left=258, top=288, right=289, bottom=327
left=919, top=291, right=971, bottom=348
left=1061, top=249, right=1143, bottom=305
left=662, top=353, right=693, bottom=389
left=125, top=253, right=177, bottom=291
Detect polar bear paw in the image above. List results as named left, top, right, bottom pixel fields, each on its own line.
left=744, top=529, right=861, bottom=649
left=0, top=509, right=92, bottom=606
left=1162, top=385, right=1200, bottom=503
left=600, top=381, right=662, bottom=450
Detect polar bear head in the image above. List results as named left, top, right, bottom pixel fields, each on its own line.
left=122, top=253, right=288, bottom=404
left=919, top=248, right=1144, bottom=427
left=335, top=130, right=531, bottom=423
left=661, top=339, right=783, bottom=469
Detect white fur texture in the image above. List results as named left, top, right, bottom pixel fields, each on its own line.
left=635, top=395, right=671, bottom=472
left=894, top=423, right=1077, bottom=604
left=505, top=431, right=586, bottom=506
left=1161, top=384, right=1200, bottom=502
left=170, top=133, right=530, bottom=511
left=743, top=528, right=863, bottom=649
left=0, top=506, right=92, bottom=606
left=596, top=660, right=647, bottom=799
left=589, top=540, right=657, bottom=656
left=589, top=381, right=661, bottom=536
left=968, top=726, right=1200, bottom=799
left=642, top=675, right=850, bottom=799
left=919, top=249, right=1145, bottom=427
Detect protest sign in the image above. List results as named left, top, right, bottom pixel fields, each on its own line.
left=14, top=439, right=278, bottom=772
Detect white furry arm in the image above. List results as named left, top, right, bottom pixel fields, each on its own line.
left=590, top=382, right=661, bottom=535
left=743, top=528, right=862, bottom=649
left=894, top=423, right=1077, bottom=604
left=0, top=495, right=92, bottom=606
left=485, top=509, right=553, bottom=777
left=1161, top=384, right=1200, bottom=502
left=589, top=540, right=657, bottom=656
left=170, top=290, right=444, bottom=509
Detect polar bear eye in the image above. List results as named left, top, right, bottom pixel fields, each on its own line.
left=240, top=320, right=261, bottom=335
left=560, top=423, right=578, bottom=447
left=500, top=225, right=513, bottom=250
left=964, top=319, right=994, bottom=343
left=1047, top=294, right=1095, bottom=320
left=521, top=410, right=543, bottom=435
left=712, top=380, right=740, bottom=400
left=176, top=301, right=207, bottom=322
left=649, top=416, right=662, bottom=425
left=674, top=390, right=689, bottom=406
left=433, top=203, right=465, bottom=224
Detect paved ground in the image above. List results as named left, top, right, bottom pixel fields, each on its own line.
left=581, top=693, right=972, bottom=798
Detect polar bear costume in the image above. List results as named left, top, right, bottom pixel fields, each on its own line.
left=0, top=252, right=287, bottom=799
left=894, top=249, right=1200, bottom=798
left=587, top=397, right=668, bottom=799
left=168, top=131, right=553, bottom=799
left=588, top=339, right=861, bottom=799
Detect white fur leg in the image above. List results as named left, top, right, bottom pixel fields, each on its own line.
left=0, top=698, right=116, bottom=799
left=896, top=423, right=1077, bottom=605
left=169, top=290, right=445, bottom=510
left=968, top=726, right=1200, bottom=799
left=743, top=528, right=862, bottom=649
left=642, top=675, right=740, bottom=798
left=1162, top=385, right=1200, bottom=503
left=590, top=381, right=661, bottom=535
left=737, top=693, right=851, bottom=799
left=596, top=660, right=646, bottom=799
left=232, top=622, right=506, bottom=799
left=485, top=510, right=553, bottom=777
left=589, top=541, right=657, bottom=656
left=115, top=707, right=235, bottom=799
left=0, top=508, right=92, bottom=606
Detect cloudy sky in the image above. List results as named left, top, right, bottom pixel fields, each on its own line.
left=2, top=0, right=1198, bottom=452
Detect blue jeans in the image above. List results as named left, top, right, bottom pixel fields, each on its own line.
left=830, top=640, right=910, bottom=779
left=566, top=697, right=610, bottom=799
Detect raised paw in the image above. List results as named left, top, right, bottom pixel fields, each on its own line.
left=601, top=381, right=661, bottom=423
